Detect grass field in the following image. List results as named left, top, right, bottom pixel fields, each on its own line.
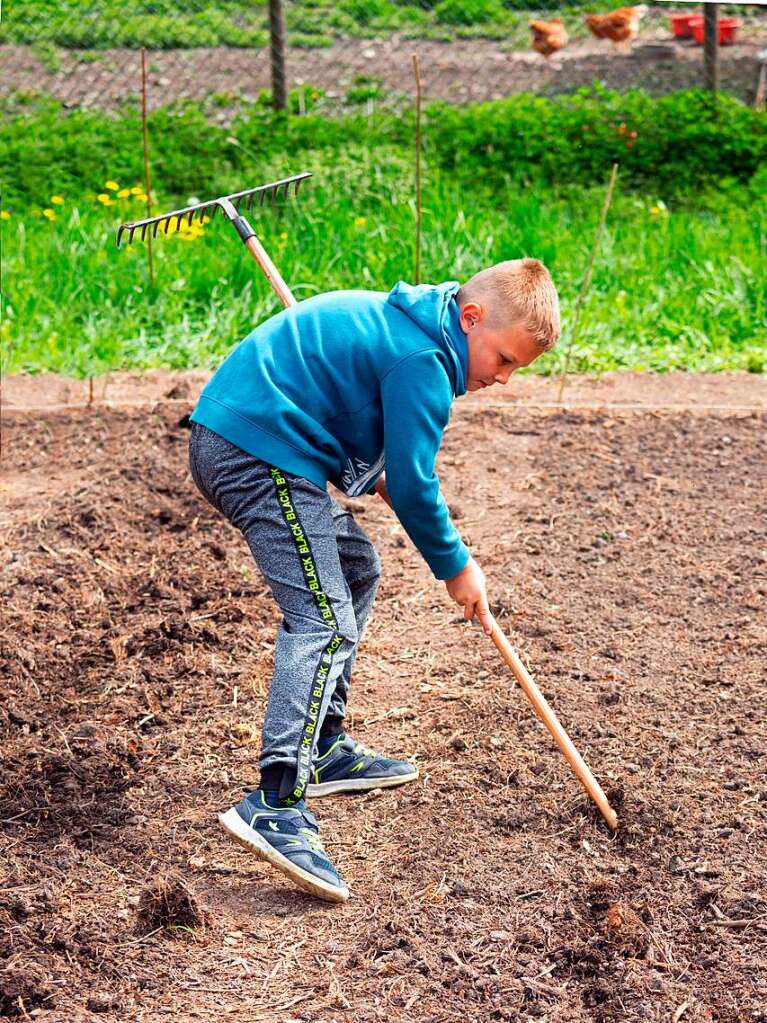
left=2, top=152, right=765, bottom=378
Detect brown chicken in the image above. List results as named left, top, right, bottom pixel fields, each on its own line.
left=529, top=18, right=569, bottom=58
left=585, top=5, right=648, bottom=50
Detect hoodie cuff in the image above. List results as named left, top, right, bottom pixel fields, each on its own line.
left=429, top=543, right=471, bottom=581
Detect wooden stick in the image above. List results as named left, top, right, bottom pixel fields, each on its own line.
left=755, top=58, right=766, bottom=112
left=489, top=620, right=619, bottom=831
left=412, top=53, right=422, bottom=285
left=556, top=162, right=618, bottom=404
left=140, top=48, right=155, bottom=288
left=244, top=234, right=296, bottom=308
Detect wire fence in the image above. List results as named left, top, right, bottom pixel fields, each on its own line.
left=1, top=2, right=766, bottom=113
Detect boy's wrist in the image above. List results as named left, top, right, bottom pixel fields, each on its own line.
left=445, top=553, right=473, bottom=582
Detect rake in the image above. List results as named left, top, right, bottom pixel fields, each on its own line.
left=115, top=172, right=310, bottom=308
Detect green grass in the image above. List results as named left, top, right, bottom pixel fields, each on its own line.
left=2, top=149, right=764, bottom=378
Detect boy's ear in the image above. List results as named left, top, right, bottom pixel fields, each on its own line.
left=459, top=300, right=484, bottom=332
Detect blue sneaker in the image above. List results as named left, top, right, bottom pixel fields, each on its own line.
left=218, top=791, right=349, bottom=903
left=307, top=733, right=419, bottom=798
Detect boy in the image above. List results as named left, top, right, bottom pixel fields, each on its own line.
left=188, top=258, right=560, bottom=903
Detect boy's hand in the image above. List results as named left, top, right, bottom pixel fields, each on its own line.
left=374, top=475, right=393, bottom=510
left=445, top=558, right=494, bottom=635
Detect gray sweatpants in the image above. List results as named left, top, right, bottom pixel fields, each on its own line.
left=188, top=423, right=381, bottom=802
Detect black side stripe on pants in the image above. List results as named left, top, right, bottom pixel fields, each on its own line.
left=269, top=467, right=344, bottom=804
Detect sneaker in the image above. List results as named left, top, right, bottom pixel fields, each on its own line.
left=218, top=791, right=349, bottom=903
left=307, top=733, right=419, bottom=798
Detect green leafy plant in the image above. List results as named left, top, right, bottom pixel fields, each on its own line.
left=434, top=0, right=505, bottom=25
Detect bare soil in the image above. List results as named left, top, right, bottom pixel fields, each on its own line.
left=1, top=373, right=766, bottom=1022
left=2, top=19, right=767, bottom=111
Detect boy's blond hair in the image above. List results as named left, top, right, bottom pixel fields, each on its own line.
left=456, top=258, right=560, bottom=350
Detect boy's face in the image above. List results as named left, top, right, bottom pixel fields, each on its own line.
left=459, top=301, right=542, bottom=392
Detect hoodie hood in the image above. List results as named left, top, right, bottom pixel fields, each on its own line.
left=387, top=281, right=468, bottom=397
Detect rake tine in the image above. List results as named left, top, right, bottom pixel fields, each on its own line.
left=115, top=173, right=312, bottom=250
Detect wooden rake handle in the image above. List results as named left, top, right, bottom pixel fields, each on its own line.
left=489, top=620, right=619, bottom=831
left=244, top=234, right=296, bottom=309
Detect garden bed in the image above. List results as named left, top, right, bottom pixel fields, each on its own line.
left=1, top=374, right=765, bottom=1021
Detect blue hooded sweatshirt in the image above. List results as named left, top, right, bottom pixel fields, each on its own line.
left=191, top=281, right=470, bottom=579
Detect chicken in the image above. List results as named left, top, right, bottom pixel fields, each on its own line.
left=529, top=18, right=569, bottom=58
left=585, top=5, right=648, bottom=51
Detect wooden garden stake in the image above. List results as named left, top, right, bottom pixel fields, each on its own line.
left=489, top=619, right=619, bottom=831
left=140, top=48, right=155, bottom=289
left=556, top=162, right=618, bottom=404
left=412, top=53, right=422, bottom=285
left=755, top=49, right=767, bottom=112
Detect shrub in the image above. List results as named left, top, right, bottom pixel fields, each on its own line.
left=433, top=0, right=505, bottom=26
left=1, top=88, right=764, bottom=208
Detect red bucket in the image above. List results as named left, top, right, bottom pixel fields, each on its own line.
left=669, top=12, right=698, bottom=39
left=690, top=15, right=742, bottom=45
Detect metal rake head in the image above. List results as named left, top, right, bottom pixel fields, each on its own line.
left=116, top=172, right=311, bottom=247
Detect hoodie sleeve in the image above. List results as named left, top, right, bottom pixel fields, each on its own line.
left=380, top=349, right=470, bottom=580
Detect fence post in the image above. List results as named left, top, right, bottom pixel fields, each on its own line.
left=269, top=0, right=288, bottom=111
left=704, top=3, right=719, bottom=93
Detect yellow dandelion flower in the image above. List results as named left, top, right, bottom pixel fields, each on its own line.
left=200, top=215, right=211, bottom=225
left=136, top=193, right=149, bottom=203
left=43, top=208, right=57, bottom=220
left=280, top=231, right=288, bottom=240
left=181, top=232, right=197, bottom=242
left=126, top=244, right=135, bottom=252
left=105, top=180, right=120, bottom=191
left=130, top=186, right=143, bottom=195
left=97, top=193, right=113, bottom=205
left=354, top=216, right=366, bottom=227
left=117, top=188, right=131, bottom=198
left=0, top=210, right=10, bottom=220
left=51, top=195, right=65, bottom=205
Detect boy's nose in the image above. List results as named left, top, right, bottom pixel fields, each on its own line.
left=494, top=366, right=515, bottom=385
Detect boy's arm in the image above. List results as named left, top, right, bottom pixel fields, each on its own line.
left=380, top=350, right=470, bottom=580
